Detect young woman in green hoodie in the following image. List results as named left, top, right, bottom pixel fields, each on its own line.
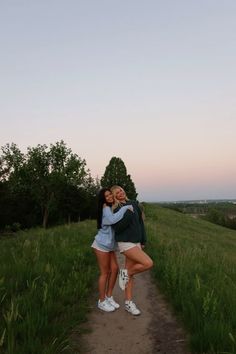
left=110, top=185, right=153, bottom=316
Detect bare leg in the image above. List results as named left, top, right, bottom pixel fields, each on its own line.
left=93, top=249, right=111, bottom=301
left=122, top=246, right=153, bottom=301
left=106, top=251, right=119, bottom=297
left=123, top=246, right=153, bottom=277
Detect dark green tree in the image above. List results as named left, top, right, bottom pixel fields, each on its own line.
left=0, top=141, right=97, bottom=229
left=0, top=143, right=39, bottom=229
left=101, top=157, right=137, bottom=199
left=25, top=141, right=89, bottom=228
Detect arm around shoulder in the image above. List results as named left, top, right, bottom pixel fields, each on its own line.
left=102, top=205, right=132, bottom=225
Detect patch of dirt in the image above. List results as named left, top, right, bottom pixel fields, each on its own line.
left=72, top=255, right=191, bottom=354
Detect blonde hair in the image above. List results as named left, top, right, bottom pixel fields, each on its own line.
left=110, top=185, right=128, bottom=210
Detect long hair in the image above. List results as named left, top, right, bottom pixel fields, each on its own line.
left=110, top=185, right=128, bottom=210
left=96, top=188, right=112, bottom=229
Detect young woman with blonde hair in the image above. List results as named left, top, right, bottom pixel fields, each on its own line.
left=110, top=185, right=153, bottom=316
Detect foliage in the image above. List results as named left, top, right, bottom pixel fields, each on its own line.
left=100, top=156, right=137, bottom=199
left=145, top=204, right=236, bottom=354
left=203, top=204, right=236, bottom=230
left=0, top=221, right=98, bottom=354
left=0, top=141, right=100, bottom=230
left=160, top=201, right=236, bottom=230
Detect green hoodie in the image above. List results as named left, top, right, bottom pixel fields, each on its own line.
left=113, top=200, right=146, bottom=245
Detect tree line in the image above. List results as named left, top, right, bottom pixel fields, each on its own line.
left=0, top=141, right=137, bottom=232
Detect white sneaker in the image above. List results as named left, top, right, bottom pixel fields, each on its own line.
left=98, top=299, right=115, bottom=312
left=106, top=296, right=120, bottom=309
left=119, top=269, right=129, bottom=290
left=125, top=300, right=141, bottom=316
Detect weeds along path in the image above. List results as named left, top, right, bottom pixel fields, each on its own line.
left=73, top=255, right=191, bottom=354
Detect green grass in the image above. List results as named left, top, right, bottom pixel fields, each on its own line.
left=1, top=205, right=236, bottom=354
left=0, top=221, right=98, bottom=354
left=145, top=204, right=236, bottom=354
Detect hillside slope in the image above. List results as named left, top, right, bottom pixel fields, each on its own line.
left=145, top=204, right=236, bottom=354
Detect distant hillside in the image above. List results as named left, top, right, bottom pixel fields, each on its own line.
left=153, top=201, right=236, bottom=230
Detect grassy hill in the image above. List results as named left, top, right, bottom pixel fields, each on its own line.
left=0, top=205, right=236, bottom=353
left=145, top=203, right=236, bottom=354
left=0, top=222, right=98, bottom=354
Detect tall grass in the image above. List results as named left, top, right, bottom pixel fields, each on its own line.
left=0, top=221, right=98, bottom=354
left=145, top=204, right=236, bottom=354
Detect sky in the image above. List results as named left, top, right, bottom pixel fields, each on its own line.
left=0, top=0, right=236, bottom=202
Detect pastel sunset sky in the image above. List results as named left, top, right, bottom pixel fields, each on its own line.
left=1, top=0, right=235, bottom=201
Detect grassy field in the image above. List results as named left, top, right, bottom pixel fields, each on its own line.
left=1, top=205, right=236, bottom=354
left=0, top=221, right=98, bottom=354
left=145, top=203, right=236, bottom=354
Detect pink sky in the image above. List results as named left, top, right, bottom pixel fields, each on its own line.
left=1, top=1, right=236, bottom=201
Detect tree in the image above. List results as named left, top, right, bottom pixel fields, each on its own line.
left=0, top=141, right=93, bottom=228
left=101, top=157, right=137, bottom=199
left=26, top=141, right=90, bottom=228
left=0, top=143, right=25, bottom=183
left=0, top=143, right=39, bottom=229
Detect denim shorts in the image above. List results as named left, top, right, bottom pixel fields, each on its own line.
left=91, top=239, right=111, bottom=253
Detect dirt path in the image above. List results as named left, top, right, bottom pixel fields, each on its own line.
left=73, top=255, right=191, bottom=354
